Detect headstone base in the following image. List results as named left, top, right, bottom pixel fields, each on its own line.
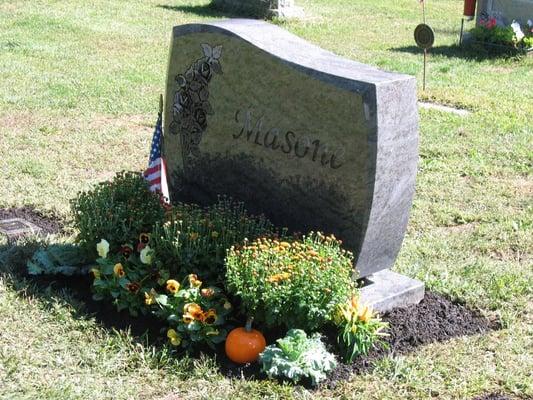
left=359, top=269, right=425, bottom=313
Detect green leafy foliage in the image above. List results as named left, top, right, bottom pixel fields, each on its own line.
left=471, top=25, right=515, bottom=46
left=152, top=274, right=233, bottom=351
left=27, top=243, right=89, bottom=276
left=523, top=36, right=533, bottom=49
left=225, top=232, right=355, bottom=331
left=333, top=295, right=388, bottom=362
left=259, top=329, right=336, bottom=386
left=150, top=197, right=279, bottom=284
left=70, top=171, right=165, bottom=257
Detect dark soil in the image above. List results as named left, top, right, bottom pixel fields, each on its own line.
left=320, top=292, right=499, bottom=388
left=0, top=207, right=501, bottom=389
left=0, top=206, right=66, bottom=236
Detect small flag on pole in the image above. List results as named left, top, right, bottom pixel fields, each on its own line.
left=144, top=108, right=170, bottom=204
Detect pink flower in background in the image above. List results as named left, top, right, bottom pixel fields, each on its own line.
left=480, top=16, right=497, bottom=29
left=486, top=17, right=497, bottom=29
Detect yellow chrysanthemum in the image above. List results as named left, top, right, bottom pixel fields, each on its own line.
left=166, top=279, right=180, bottom=294
left=167, top=329, right=181, bottom=346
left=267, top=272, right=291, bottom=283
left=113, top=263, right=125, bottom=278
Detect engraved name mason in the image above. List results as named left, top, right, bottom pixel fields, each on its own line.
left=233, top=110, right=345, bottom=169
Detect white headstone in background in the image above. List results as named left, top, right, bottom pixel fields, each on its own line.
left=477, top=0, right=533, bottom=25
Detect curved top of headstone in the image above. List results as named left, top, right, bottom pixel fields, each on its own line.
left=172, top=19, right=412, bottom=89
left=165, top=19, right=418, bottom=278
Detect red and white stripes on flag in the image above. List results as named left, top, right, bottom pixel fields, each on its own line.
left=144, top=113, right=170, bottom=203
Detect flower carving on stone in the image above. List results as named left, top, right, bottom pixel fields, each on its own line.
left=170, top=43, right=223, bottom=160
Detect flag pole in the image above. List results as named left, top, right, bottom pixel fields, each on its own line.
left=159, top=94, right=163, bottom=116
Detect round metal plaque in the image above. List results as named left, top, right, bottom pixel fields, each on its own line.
left=414, top=23, right=435, bottom=49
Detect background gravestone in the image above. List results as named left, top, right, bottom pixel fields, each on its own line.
left=211, top=0, right=302, bottom=18
left=476, top=0, right=533, bottom=25
left=163, top=19, right=423, bottom=310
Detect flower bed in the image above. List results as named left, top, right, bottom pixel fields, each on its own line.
left=55, top=170, right=393, bottom=385
left=468, top=18, right=533, bottom=54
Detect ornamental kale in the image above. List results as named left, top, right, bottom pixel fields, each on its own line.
left=259, top=329, right=336, bottom=386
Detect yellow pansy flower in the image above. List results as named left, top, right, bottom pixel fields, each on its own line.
left=183, top=303, right=203, bottom=319
left=113, top=263, right=125, bottom=278
left=202, top=309, right=217, bottom=325
left=167, top=329, right=181, bottom=346
left=201, top=288, right=215, bottom=298
left=166, top=279, right=180, bottom=294
left=188, top=274, right=202, bottom=288
left=182, top=313, right=195, bottom=324
left=90, top=268, right=101, bottom=279
left=144, top=289, right=157, bottom=305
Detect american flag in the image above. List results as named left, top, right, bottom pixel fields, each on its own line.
left=144, top=113, right=170, bottom=203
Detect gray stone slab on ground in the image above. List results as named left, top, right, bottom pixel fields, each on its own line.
left=163, top=19, right=419, bottom=280
left=0, top=218, right=42, bottom=243
left=359, top=269, right=425, bottom=312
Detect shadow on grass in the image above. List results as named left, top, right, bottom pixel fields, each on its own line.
left=391, top=44, right=523, bottom=61
left=0, top=242, right=165, bottom=343
left=156, top=3, right=237, bottom=19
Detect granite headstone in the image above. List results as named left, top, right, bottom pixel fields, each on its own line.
left=163, top=20, right=422, bottom=308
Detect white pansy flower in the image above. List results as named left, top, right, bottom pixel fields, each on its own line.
left=140, top=245, right=153, bottom=265
left=96, top=239, right=109, bottom=258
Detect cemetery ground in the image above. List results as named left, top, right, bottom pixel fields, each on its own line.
left=0, top=0, right=531, bottom=399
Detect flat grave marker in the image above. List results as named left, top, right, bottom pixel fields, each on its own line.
left=0, top=218, right=42, bottom=243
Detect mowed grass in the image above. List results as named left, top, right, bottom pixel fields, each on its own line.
left=0, top=0, right=532, bottom=399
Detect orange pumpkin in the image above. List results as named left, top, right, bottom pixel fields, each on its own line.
left=225, top=318, right=266, bottom=364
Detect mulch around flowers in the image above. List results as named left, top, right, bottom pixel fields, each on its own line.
left=2, top=207, right=501, bottom=388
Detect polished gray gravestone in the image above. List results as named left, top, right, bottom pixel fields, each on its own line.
left=163, top=19, right=423, bottom=310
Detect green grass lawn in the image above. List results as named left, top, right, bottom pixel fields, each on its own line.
left=1, top=0, right=532, bottom=398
